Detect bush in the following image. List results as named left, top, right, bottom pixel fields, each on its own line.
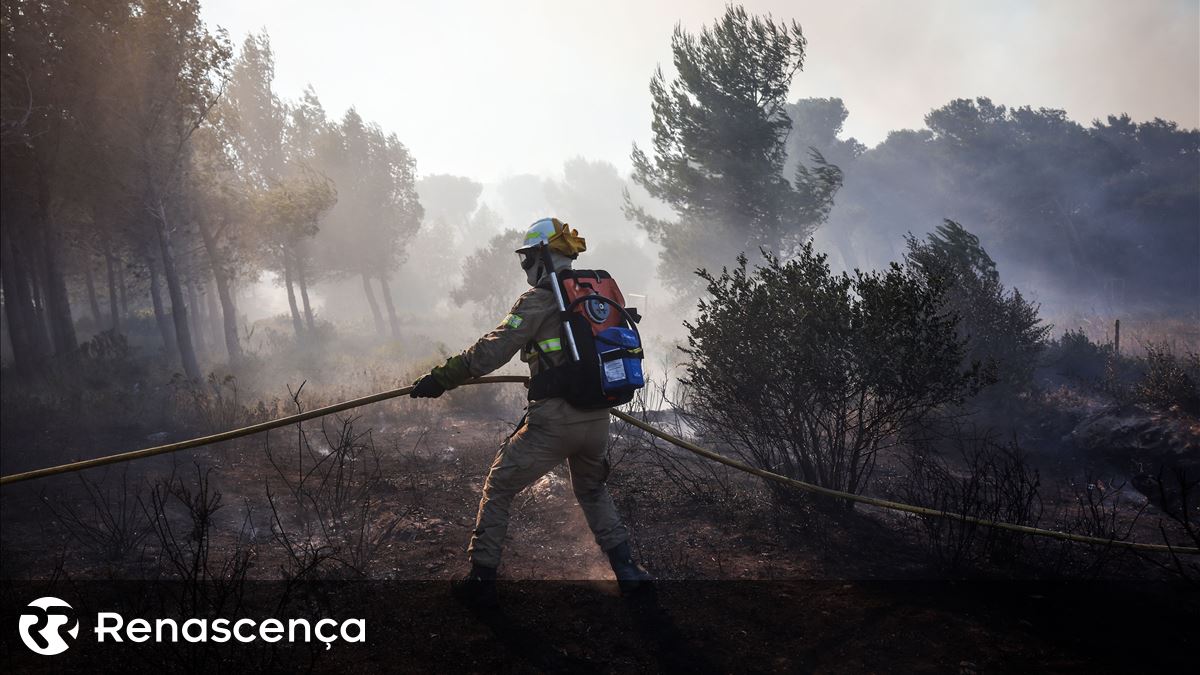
left=1044, top=328, right=1112, bottom=383
left=682, top=244, right=980, bottom=504
left=1043, top=331, right=1199, bottom=415
left=1134, top=343, right=1200, bottom=415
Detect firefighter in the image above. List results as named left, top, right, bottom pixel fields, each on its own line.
left=411, top=217, right=652, bottom=605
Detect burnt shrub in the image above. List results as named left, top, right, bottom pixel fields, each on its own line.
left=682, top=244, right=980, bottom=505
left=901, top=434, right=1043, bottom=573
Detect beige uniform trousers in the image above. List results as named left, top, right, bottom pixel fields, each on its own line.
left=467, top=397, right=628, bottom=569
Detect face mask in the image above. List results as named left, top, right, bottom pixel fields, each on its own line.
left=519, top=248, right=571, bottom=286
left=519, top=251, right=542, bottom=286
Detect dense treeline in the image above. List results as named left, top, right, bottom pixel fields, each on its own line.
left=788, top=97, right=1200, bottom=313
left=1, top=0, right=421, bottom=378
left=2, top=1, right=1195, bottom=385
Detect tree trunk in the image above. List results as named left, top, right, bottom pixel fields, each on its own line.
left=378, top=274, right=401, bottom=339
left=0, top=227, right=38, bottom=376
left=27, top=229, right=51, bottom=348
left=16, top=228, right=51, bottom=361
left=362, top=272, right=384, bottom=335
left=104, top=239, right=121, bottom=333
left=204, top=275, right=220, bottom=349
left=154, top=203, right=201, bottom=380
left=197, top=218, right=243, bottom=364
left=282, top=246, right=305, bottom=338
left=83, top=254, right=102, bottom=325
left=186, top=275, right=206, bottom=358
left=297, top=260, right=316, bottom=331
left=117, top=256, right=128, bottom=321
left=149, top=261, right=177, bottom=358
left=34, top=204, right=77, bottom=357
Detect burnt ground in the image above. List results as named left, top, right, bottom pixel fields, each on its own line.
left=1, top=393, right=1198, bottom=672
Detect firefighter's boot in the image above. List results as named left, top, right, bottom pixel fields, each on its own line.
left=452, top=563, right=499, bottom=609
left=606, top=540, right=654, bottom=595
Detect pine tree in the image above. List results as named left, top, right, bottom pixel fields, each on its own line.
left=628, top=5, right=842, bottom=292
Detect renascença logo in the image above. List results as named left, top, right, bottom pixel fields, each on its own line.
left=19, top=597, right=80, bottom=656
left=16, top=597, right=366, bottom=655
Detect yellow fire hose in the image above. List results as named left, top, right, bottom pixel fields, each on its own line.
left=1, top=376, right=1195, bottom=555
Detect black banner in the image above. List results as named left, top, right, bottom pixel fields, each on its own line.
left=2, top=580, right=1196, bottom=672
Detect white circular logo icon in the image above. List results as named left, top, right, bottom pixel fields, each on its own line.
left=18, top=596, right=79, bottom=656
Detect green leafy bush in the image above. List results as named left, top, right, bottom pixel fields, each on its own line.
left=682, top=244, right=980, bottom=503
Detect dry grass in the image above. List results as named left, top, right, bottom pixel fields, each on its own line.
left=1044, top=311, right=1200, bottom=356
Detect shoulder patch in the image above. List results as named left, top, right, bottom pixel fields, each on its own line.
left=503, top=313, right=524, bottom=329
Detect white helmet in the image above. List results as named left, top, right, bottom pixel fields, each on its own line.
left=516, top=217, right=583, bottom=286
left=516, top=217, right=561, bottom=253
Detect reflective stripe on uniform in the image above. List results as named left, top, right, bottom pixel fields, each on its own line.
left=537, top=338, right=562, bottom=352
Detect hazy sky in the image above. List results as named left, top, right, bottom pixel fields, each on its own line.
left=201, top=0, right=1200, bottom=183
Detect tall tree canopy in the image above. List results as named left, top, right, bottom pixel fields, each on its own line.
left=628, top=4, right=842, bottom=292
left=815, top=97, right=1200, bottom=312
left=1, top=0, right=231, bottom=379
left=1, top=7, right=426, bottom=378
left=314, top=108, right=423, bottom=338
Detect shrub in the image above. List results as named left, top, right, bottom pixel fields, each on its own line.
left=1044, top=328, right=1112, bottom=383
left=1134, top=343, right=1200, bottom=415
left=1043, top=332, right=1199, bottom=414
left=901, top=434, right=1043, bottom=572
left=682, top=244, right=980, bottom=504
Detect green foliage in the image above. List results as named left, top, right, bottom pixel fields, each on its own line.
left=451, top=229, right=527, bottom=329
left=628, top=5, right=841, bottom=292
left=1044, top=330, right=1199, bottom=415
left=73, top=330, right=153, bottom=400
left=1044, top=328, right=1113, bottom=383
left=682, top=244, right=979, bottom=500
left=783, top=97, right=865, bottom=181
left=833, top=97, right=1199, bottom=310
left=254, top=171, right=337, bottom=246
left=316, top=108, right=424, bottom=278
left=906, top=220, right=1049, bottom=402
left=1134, top=344, right=1200, bottom=416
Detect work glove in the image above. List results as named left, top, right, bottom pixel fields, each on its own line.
left=410, top=374, right=446, bottom=399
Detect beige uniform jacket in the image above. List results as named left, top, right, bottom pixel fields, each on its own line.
left=449, top=285, right=609, bottom=424
left=462, top=286, right=565, bottom=379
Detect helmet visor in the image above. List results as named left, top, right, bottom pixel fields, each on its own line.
left=518, top=250, right=537, bottom=271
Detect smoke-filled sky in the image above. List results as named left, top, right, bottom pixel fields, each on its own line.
left=202, top=0, right=1199, bottom=183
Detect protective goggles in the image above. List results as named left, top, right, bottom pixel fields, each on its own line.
left=518, top=250, right=538, bottom=271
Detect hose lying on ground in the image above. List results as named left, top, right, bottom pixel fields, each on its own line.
left=0, top=376, right=529, bottom=486
left=0, top=377, right=1195, bottom=555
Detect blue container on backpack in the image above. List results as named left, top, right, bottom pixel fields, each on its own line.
left=595, top=326, right=645, bottom=394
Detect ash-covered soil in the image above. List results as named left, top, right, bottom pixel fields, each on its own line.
left=1, top=395, right=1197, bottom=672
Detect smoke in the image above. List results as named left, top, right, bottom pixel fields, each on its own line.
left=199, top=0, right=1198, bottom=180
